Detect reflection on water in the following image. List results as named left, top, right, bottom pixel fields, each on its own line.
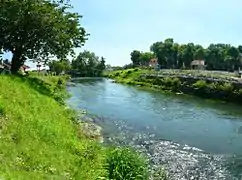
left=67, top=78, right=242, bottom=179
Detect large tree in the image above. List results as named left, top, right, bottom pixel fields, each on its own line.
left=0, top=0, right=88, bottom=73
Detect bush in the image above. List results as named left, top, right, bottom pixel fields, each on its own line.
left=162, top=77, right=173, bottom=87
left=170, top=77, right=181, bottom=90
left=106, top=147, right=149, bottom=180
left=126, top=70, right=133, bottom=74
left=218, top=82, right=234, bottom=92
left=238, top=89, right=242, bottom=95
left=193, top=80, right=208, bottom=89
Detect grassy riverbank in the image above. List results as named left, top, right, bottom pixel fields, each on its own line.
left=107, top=68, right=242, bottom=104
left=0, top=75, right=152, bottom=179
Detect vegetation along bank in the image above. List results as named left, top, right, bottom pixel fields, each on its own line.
left=107, top=68, right=242, bottom=104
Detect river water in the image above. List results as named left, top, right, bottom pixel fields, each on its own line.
left=67, top=78, right=242, bottom=180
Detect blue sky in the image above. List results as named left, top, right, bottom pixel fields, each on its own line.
left=73, top=0, right=242, bottom=66
left=2, top=0, right=242, bottom=68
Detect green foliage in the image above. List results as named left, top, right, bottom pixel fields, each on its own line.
left=193, top=80, right=208, bottom=89
left=238, top=89, right=242, bottom=96
left=129, top=38, right=242, bottom=71
left=218, top=82, right=234, bottom=92
left=106, top=147, right=149, bottom=180
left=49, top=59, right=71, bottom=75
left=130, top=50, right=155, bottom=67
left=162, top=77, right=181, bottom=88
left=0, top=75, right=107, bottom=179
left=0, top=0, right=88, bottom=73
left=71, top=51, right=106, bottom=77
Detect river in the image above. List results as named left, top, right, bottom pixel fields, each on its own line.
left=67, top=78, right=242, bottom=180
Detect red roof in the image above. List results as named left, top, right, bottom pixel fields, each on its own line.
left=149, top=58, right=158, bottom=66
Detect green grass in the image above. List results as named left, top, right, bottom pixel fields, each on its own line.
left=0, top=75, right=152, bottom=180
left=0, top=75, right=107, bottom=179
left=106, top=147, right=149, bottom=180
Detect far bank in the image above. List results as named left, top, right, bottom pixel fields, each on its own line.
left=106, top=68, right=242, bottom=105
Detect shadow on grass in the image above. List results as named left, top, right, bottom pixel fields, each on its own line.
left=24, top=76, right=54, bottom=96
left=11, top=74, right=67, bottom=104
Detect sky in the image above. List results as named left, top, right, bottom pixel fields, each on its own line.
left=72, top=0, right=242, bottom=66
left=2, top=0, right=242, bottom=68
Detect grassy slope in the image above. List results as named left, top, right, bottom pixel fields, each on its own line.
left=0, top=75, right=107, bottom=179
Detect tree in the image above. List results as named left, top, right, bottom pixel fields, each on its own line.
left=49, top=59, right=71, bottom=75
left=0, top=0, right=88, bottom=73
left=98, top=57, right=106, bottom=71
left=71, top=51, right=106, bottom=77
left=130, top=50, right=142, bottom=66
left=139, top=52, right=155, bottom=66
left=194, top=47, right=205, bottom=60
left=150, top=41, right=166, bottom=68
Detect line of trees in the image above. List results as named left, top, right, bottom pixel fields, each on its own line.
left=131, top=38, right=242, bottom=71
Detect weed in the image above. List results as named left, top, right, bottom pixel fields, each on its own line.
left=106, top=147, right=149, bottom=180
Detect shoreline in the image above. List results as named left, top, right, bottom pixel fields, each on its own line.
left=107, top=69, right=242, bottom=105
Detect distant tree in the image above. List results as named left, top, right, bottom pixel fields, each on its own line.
left=98, top=57, right=106, bottom=71
left=194, top=47, right=205, bottom=60
left=71, top=51, right=106, bottom=77
left=139, top=52, right=155, bottom=66
left=49, top=59, right=71, bottom=75
left=130, top=50, right=142, bottom=66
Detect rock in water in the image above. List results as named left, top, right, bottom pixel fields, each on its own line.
left=78, top=122, right=104, bottom=143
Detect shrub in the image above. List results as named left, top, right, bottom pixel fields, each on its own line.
left=162, top=77, right=173, bottom=87
left=171, top=77, right=181, bottom=89
left=207, top=82, right=218, bottom=92
left=218, top=82, right=234, bottom=92
left=126, top=70, right=133, bottom=74
left=106, top=147, right=149, bottom=180
left=238, top=89, right=242, bottom=95
left=193, top=80, right=208, bottom=89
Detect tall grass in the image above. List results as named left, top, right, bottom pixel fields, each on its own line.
left=106, top=147, right=149, bottom=180
left=0, top=75, right=107, bottom=179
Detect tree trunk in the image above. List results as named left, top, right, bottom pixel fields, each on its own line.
left=11, top=50, right=23, bottom=74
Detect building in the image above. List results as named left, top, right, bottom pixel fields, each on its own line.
left=0, top=60, right=11, bottom=74
left=191, top=60, right=206, bottom=70
left=149, top=58, right=160, bottom=71
left=0, top=60, right=30, bottom=74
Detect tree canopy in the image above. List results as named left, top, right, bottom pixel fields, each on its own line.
left=71, top=51, right=106, bottom=77
left=131, top=38, right=242, bottom=71
left=130, top=50, right=155, bottom=66
left=48, top=59, right=71, bottom=75
left=0, top=0, right=88, bottom=73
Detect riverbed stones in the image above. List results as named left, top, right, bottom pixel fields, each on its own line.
left=96, top=116, right=236, bottom=180
left=78, top=122, right=103, bottom=143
